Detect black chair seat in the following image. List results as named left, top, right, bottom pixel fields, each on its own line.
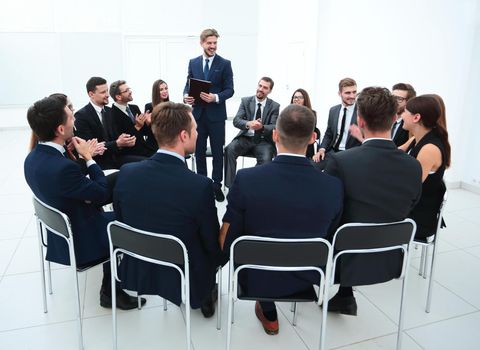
left=237, top=284, right=317, bottom=303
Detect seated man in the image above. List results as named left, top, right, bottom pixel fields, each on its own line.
left=220, top=104, right=343, bottom=335
left=24, top=96, right=142, bottom=310
left=325, top=87, right=422, bottom=315
left=109, top=80, right=157, bottom=164
left=113, top=102, right=222, bottom=318
left=224, top=77, right=280, bottom=188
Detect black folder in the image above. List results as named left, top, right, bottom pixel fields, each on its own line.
left=188, top=78, right=212, bottom=106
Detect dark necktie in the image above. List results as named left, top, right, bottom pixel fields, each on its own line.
left=391, top=119, right=400, bottom=138
left=204, top=58, right=210, bottom=80
left=334, top=107, right=347, bottom=151
left=100, top=108, right=106, bottom=125
left=253, top=103, right=262, bottom=144
left=126, top=105, right=135, bottom=123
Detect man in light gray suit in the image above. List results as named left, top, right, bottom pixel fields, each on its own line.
left=224, top=77, right=280, bottom=188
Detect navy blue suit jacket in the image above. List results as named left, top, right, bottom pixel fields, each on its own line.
left=183, top=54, right=234, bottom=122
left=24, top=144, right=113, bottom=266
left=113, top=153, right=221, bottom=308
left=223, top=155, right=343, bottom=298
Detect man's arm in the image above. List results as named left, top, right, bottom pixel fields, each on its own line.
left=216, top=59, right=234, bottom=103
left=197, top=180, right=221, bottom=256
left=232, top=98, right=250, bottom=130
left=262, top=102, right=280, bottom=135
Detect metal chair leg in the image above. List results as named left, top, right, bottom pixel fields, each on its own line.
left=111, top=259, right=118, bottom=350
left=396, top=271, right=409, bottom=350
left=37, top=234, right=48, bottom=313
left=216, top=267, right=222, bottom=330
left=47, top=261, right=53, bottom=295
left=426, top=241, right=439, bottom=313
left=163, top=298, right=168, bottom=311
left=422, top=245, right=429, bottom=279
left=226, top=291, right=234, bottom=350
left=72, top=269, right=84, bottom=350
left=419, top=246, right=426, bottom=276
left=137, top=293, right=142, bottom=310
left=292, top=302, right=298, bottom=326
left=290, top=301, right=295, bottom=312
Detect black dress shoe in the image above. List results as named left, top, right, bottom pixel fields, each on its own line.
left=325, top=294, right=357, bottom=316
left=200, top=297, right=215, bottom=318
left=214, top=187, right=225, bottom=202
left=100, top=290, right=147, bottom=310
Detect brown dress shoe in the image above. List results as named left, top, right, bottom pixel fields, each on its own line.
left=255, top=301, right=279, bottom=335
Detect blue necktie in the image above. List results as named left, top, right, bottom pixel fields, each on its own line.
left=126, top=105, right=135, bottom=123
left=204, top=58, right=210, bottom=80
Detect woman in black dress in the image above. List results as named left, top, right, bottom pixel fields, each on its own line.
left=400, top=95, right=451, bottom=239
left=290, top=88, right=321, bottom=159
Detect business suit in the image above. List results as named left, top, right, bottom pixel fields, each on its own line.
left=325, top=139, right=422, bottom=285
left=74, top=102, right=118, bottom=169
left=224, top=96, right=280, bottom=188
left=24, top=144, right=113, bottom=266
left=109, top=104, right=157, bottom=160
left=113, top=152, right=222, bottom=308
left=320, top=104, right=361, bottom=152
left=183, top=54, right=234, bottom=186
left=223, top=155, right=343, bottom=298
left=391, top=119, right=410, bottom=146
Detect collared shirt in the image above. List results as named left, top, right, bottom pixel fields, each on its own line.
left=277, top=152, right=306, bottom=158
left=113, top=102, right=130, bottom=116
left=89, top=101, right=104, bottom=124
left=157, top=149, right=185, bottom=162
left=247, top=98, right=267, bottom=137
left=202, top=54, right=219, bottom=104
left=362, top=137, right=392, bottom=144
left=336, top=103, right=356, bottom=151
left=39, top=141, right=96, bottom=167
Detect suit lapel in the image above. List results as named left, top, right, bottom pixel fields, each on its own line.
left=262, top=99, right=272, bottom=124
left=249, top=97, right=256, bottom=121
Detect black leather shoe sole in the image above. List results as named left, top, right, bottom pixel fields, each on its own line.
left=325, top=295, right=358, bottom=316
left=100, top=292, right=146, bottom=310
left=214, top=188, right=225, bottom=202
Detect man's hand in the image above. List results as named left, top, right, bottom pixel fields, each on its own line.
left=247, top=118, right=263, bottom=131
left=71, top=136, right=95, bottom=161
left=183, top=95, right=195, bottom=105
left=219, top=222, right=230, bottom=250
left=349, top=124, right=364, bottom=143
left=200, top=92, right=216, bottom=103
left=116, top=133, right=136, bottom=148
left=144, top=111, right=152, bottom=126
left=134, top=113, right=147, bottom=130
left=312, top=148, right=326, bottom=162
left=93, top=141, right=107, bottom=156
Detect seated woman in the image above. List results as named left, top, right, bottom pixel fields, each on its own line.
left=400, top=95, right=451, bottom=239
left=290, top=89, right=320, bottom=159
left=145, top=79, right=170, bottom=113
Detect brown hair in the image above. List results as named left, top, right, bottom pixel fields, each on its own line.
left=276, top=105, right=315, bottom=151
left=406, top=95, right=451, bottom=167
left=259, top=76, right=274, bottom=90
left=200, top=28, right=219, bottom=42
left=339, top=78, right=356, bottom=92
left=27, top=97, right=68, bottom=143
left=151, top=79, right=170, bottom=107
left=392, top=83, right=417, bottom=101
left=86, top=77, right=107, bottom=93
left=151, top=102, right=193, bottom=147
left=109, top=80, right=127, bottom=101
left=356, top=87, right=397, bottom=132
left=424, top=93, right=447, bottom=130
left=290, top=88, right=312, bottom=110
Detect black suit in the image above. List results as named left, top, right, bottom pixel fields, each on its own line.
left=320, top=104, right=361, bottom=152
left=109, top=104, right=157, bottom=159
left=325, top=139, right=422, bottom=285
left=113, top=152, right=221, bottom=308
left=74, top=103, right=117, bottom=169
left=391, top=119, right=410, bottom=146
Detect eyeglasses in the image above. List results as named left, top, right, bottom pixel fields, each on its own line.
left=293, top=95, right=304, bottom=100
left=394, top=96, right=407, bottom=102
left=119, top=88, right=132, bottom=94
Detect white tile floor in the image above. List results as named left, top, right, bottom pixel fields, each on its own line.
left=1, top=128, right=480, bottom=350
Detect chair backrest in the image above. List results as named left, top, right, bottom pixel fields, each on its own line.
left=108, top=221, right=186, bottom=266
left=231, top=236, right=331, bottom=268
left=332, top=219, right=416, bottom=251
left=32, top=196, right=71, bottom=239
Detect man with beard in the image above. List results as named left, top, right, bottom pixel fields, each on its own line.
left=183, top=28, right=234, bottom=202
left=313, top=78, right=361, bottom=169
left=113, top=102, right=222, bottom=318
left=109, top=80, right=157, bottom=164
left=224, top=77, right=280, bottom=188
left=391, top=83, right=416, bottom=146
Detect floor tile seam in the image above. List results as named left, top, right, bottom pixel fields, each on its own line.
left=428, top=278, right=480, bottom=311
left=404, top=309, right=480, bottom=332
left=285, top=311, right=312, bottom=350
left=0, top=318, right=77, bottom=334
left=328, top=331, right=425, bottom=350
left=355, top=288, right=401, bottom=327
left=0, top=236, right=23, bottom=280
left=2, top=265, right=70, bottom=278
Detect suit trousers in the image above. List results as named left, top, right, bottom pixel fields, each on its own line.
left=195, top=112, right=225, bottom=186
left=224, top=135, right=275, bottom=188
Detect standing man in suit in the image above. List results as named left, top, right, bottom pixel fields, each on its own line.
left=313, top=78, right=361, bottom=168
left=224, top=77, right=280, bottom=188
left=324, top=87, right=422, bottom=316
left=114, top=102, right=222, bottom=318
left=74, top=76, right=136, bottom=169
left=220, top=105, right=343, bottom=335
left=109, top=80, right=157, bottom=163
left=24, top=96, right=143, bottom=310
left=391, top=83, right=416, bottom=146
left=183, top=28, right=234, bottom=202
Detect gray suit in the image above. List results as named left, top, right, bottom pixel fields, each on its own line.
left=320, top=104, right=361, bottom=151
left=224, top=96, right=280, bottom=187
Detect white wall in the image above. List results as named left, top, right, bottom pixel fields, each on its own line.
left=1, top=0, right=479, bottom=187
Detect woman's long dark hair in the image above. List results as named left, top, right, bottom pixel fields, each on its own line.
left=290, top=88, right=312, bottom=110
left=406, top=95, right=451, bottom=167
left=151, top=79, right=169, bottom=107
